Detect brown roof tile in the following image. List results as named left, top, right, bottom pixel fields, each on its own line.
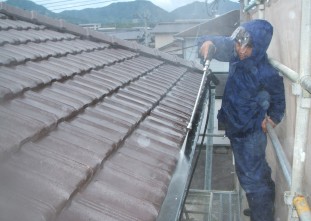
left=23, top=91, right=76, bottom=119
left=0, top=3, right=206, bottom=221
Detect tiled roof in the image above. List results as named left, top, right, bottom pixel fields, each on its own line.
left=0, top=3, right=205, bottom=221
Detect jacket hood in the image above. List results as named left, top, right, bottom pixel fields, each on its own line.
left=241, top=19, right=273, bottom=64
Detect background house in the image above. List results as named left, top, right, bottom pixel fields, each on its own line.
left=175, top=10, right=240, bottom=63
left=102, top=28, right=147, bottom=44
left=152, top=10, right=240, bottom=72
left=151, top=20, right=205, bottom=49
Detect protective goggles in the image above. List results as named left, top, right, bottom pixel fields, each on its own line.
left=230, top=26, right=252, bottom=48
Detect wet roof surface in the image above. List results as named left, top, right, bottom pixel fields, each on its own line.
left=0, top=3, right=204, bottom=221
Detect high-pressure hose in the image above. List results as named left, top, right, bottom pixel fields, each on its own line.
left=181, top=44, right=219, bottom=219
left=187, top=44, right=218, bottom=130
left=185, top=80, right=213, bottom=192
left=180, top=74, right=216, bottom=221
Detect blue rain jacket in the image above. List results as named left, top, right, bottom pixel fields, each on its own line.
left=198, top=20, right=285, bottom=138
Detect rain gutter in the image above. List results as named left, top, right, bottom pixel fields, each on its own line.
left=156, top=73, right=210, bottom=221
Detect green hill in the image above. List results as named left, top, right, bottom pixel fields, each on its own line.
left=5, top=0, right=57, bottom=17
left=58, top=1, right=172, bottom=25
left=4, top=0, right=239, bottom=26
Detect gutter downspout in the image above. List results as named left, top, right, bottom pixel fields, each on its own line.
left=243, top=0, right=264, bottom=16
left=243, top=0, right=265, bottom=19
left=285, top=0, right=311, bottom=220
left=243, top=0, right=258, bottom=12
left=286, top=2, right=311, bottom=221
left=291, top=0, right=311, bottom=197
left=258, top=2, right=265, bottom=20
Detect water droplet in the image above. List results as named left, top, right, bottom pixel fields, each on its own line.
left=288, top=11, right=296, bottom=19
left=137, top=134, right=150, bottom=147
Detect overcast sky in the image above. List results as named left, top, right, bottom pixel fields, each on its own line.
left=30, top=0, right=239, bottom=13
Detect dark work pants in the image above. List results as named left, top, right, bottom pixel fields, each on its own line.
left=230, top=130, right=275, bottom=221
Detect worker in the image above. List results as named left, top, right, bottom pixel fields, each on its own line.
left=198, top=19, right=286, bottom=221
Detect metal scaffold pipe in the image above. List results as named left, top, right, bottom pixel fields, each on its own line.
left=269, top=58, right=311, bottom=94
left=268, top=58, right=299, bottom=83
left=301, top=74, right=311, bottom=95
left=266, top=123, right=292, bottom=187
left=293, top=196, right=311, bottom=221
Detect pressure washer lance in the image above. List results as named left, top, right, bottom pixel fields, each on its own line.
left=187, top=44, right=218, bottom=130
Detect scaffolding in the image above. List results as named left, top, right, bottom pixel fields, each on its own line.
left=158, top=1, right=311, bottom=220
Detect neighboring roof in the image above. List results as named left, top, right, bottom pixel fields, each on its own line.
left=104, top=30, right=144, bottom=41
left=175, top=10, right=240, bottom=37
left=0, top=3, right=206, bottom=221
left=158, top=39, right=183, bottom=55
left=151, top=20, right=206, bottom=34
left=159, top=39, right=182, bottom=50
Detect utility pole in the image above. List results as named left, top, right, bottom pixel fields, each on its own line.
left=136, top=10, right=150, bottom=46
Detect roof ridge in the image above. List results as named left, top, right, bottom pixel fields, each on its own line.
left=0, top=2, right=202, bottom=71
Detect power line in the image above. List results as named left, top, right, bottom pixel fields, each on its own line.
left=33, top=0, right=82, bottom=3
left=43, top=0, right=120, bottom=11
left=34, top=0, right=71, bottom=3
left=31, top=0, right=121, bottom=10
left=37, top=0, right=94, bottom=6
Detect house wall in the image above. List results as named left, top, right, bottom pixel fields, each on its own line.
left=154, top=34, right=175, bottom=49
left=249, top=1, right=310, bottom=221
